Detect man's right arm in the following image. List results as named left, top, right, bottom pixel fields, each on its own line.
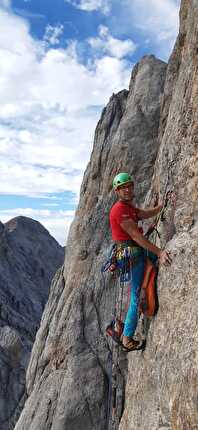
left=120, top=218, right=172, bottom=265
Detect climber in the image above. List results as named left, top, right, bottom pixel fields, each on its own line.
left=109, top=172, right=172, bottom=351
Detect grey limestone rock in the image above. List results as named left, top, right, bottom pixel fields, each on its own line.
left=0, top=216, right=64, bottom=429
left=120, top=0, right=198, bottom=429
left=14, top=56, right=167, bottom=430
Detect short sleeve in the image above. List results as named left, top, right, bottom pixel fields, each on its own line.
left=135, top=208, right=141, bottom=220
left=112, top=205, right=131, bottom=225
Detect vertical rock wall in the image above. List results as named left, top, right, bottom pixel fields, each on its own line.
left=120, top=0, right=198, bottom=429
left=15, top=56, right=167, bottom=430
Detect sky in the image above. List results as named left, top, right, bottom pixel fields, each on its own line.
left=0, top=0, right=180, bottom=245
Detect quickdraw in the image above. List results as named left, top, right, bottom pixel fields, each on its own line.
left=145, top=190, right=176, bottom=239
left=101, top=244, right=117, bottom=274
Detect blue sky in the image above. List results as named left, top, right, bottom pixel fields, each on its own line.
left=0, top=0, right=180, bottom=244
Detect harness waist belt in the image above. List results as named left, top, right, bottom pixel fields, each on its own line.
left=115, top=241, right=143, bottom=259
left=115, top=240, right=142, bottom=249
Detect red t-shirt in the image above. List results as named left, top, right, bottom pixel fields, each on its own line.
left=109, top=201, right=141, bottom=241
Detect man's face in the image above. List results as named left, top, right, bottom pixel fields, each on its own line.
left=116, top=182, right=134, bottom=202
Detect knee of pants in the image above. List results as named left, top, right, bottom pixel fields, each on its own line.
left=130, top=293, right=139, bottom=309
left=131, top=259, right=145, bottom=292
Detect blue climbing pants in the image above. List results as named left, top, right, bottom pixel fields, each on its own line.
left=123, top=255, right=145, bottom=338
left=123, top=251, right=157, bottom=338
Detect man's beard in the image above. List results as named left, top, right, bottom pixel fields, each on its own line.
left=120, top=195, right=133, bottom=202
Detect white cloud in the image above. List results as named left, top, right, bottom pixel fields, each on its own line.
left=66, top=0, right=179, bottom=60
left=88, top=25, right=136, bottom=58
left=44, top=24, right=64, bottom=46
left=0, top=6, right=132, bottom=202
left=0, top=0, right=10, bottom=8
left=65, top=0, right=111, bottom=15
left=131, top=0, right=179, bottom=35
left=0, top=158, right=84, bottom=197
left=123, top=0, right=180, bottom=59
left=93, top=55, right=131, bottom=90
left=0, top=208, right=75, bottom=245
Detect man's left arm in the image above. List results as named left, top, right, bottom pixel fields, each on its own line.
left=137, top=204, right=163, bottom=220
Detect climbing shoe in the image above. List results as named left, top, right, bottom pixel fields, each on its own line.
left=122, top=337, right=143, bottom=352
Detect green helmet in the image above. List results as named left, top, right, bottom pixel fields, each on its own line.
left=113, top=172, right=133, bottom=190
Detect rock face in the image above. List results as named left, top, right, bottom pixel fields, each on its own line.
left=0, top=216, right=64, bottom=429
left=14, top=1, right=198, bottom=428
left=119, top=0, right=198, bottom=429
left=14, top=55, right=167, bottom=430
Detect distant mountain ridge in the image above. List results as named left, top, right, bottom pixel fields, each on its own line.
left=0, top=216, right=64, bottom=429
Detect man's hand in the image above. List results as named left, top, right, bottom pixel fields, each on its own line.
left=159, top=249, right=172, bottom=265
left=155, top=203, right=163, bottom=213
